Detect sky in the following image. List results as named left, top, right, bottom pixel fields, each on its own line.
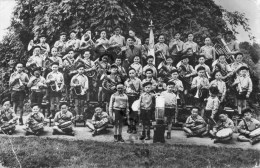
left=0, top=0, right=259, bottom=42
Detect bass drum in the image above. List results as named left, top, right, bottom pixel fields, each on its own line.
left=102, top=80, right=116, bottom=94
left=131, top=99, right=140, bottom=112
left=1, top=122, right=16, bottom=131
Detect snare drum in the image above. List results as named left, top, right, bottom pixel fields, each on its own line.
left=249, top=128, right=260, bottom=138
left=216, top=128, right=233, bottom=139
left=59, top=121, right=73, bottom=129
left=30, top=123, right=44, bottom=131
left=1, top=122, right=16, bottom=131
left=95, top=118, right=108, bottom=128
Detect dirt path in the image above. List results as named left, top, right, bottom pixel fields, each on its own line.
left=1, top=118, right=260, bottom=151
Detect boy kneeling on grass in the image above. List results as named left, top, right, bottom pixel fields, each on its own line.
left=86, top=106, right=109, bottom=137
left=53, top=102, right=75, bottom=136
left=24, top=104, right=45, bottom=136
left=0, top=101, right=18, bottom=135
left=183, top=106, right=207, bottom=137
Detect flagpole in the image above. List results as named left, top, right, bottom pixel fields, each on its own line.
left=148, top=20, right=155, bottom=65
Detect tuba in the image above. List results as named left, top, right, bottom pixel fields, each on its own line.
left=71, top=78, right=85, bottom=96
left=214, top=36, right=235, bottom=63
left=178, top=64, right=192, bottom=85
left=215, top=63, right=228, bottom=77
left=44, top=56, right=55, bottom=69
left=102, top=75, right=117, bottom=93
left=47, top=74, right=62, bottom=92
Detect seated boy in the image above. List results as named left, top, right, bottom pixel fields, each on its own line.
left=209, top=113, right=234, bottom=143
left=53, top=102, right=75, bottom=136
left=86, top=106, right=109, bottom=136
left=183, top=106, right=207, bottom=137
left=237, top=108, right=260, bottom=145
left=0, top=101, right=18, bottom=135
left=24, top=104, right=45, bottom=136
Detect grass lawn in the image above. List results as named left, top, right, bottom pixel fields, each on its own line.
left=0, top=137, right=260, bottom=168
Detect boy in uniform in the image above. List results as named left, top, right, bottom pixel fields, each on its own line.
left=0, top=101, right=18, bottom=135
left=199, top=37, right=216, bottom=67
left=63, top=49, right=77, bottom=101
left=232, top=66, right=252, bottom=115
left=130, top=56, right=143, bottom=78
left=86, top=106, right=109, bottom=136
left=142, top=69, right=157, bottom=92
left=46, top=62, right=65, bottom=118
left=143, top=55, right=157, bottom=78
left=169, top=32, right=184, bottom=64
left=154, top=34, right=169, bottom=67
left=160, top=81, right=178, bottom=139
left=70, top=64, right=89, bottom=121
left=195, top=55, right=211, bottom=78
left=125, top=68, right=142, bottom=134
left=54, top=32, right=67, bottom=57
left=27, top=67, right=47, bottom=105
left=9, top=63, right=29, bottom=125
left=237, top=108, right=260, bottom=145
left=139, top=82, right=155, bottom=140
left=26, top=46, right=44, bottom=74
left=109, top=83, right=129, bottom=142
left=24, top=104, right=45, bottom=136
left=183, top=107, right=207, bottom=137
left=168, top=69, right=184, bottom=106
left=53, top=102, right=75, bottom=136
left=210, top=113, right=234, bottom=143
left=190, top=66, right=209, bottom=110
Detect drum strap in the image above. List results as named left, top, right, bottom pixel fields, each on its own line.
left=243, top=119, right=249, bottom=131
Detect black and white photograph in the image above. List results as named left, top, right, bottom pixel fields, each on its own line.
left=0, top=0, right=260, bottom=167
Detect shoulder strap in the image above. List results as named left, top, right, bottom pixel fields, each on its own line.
left=243, top=119, right=249, bottom=131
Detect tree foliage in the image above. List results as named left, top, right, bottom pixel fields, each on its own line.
left=0, top=0, right=253, bottom=64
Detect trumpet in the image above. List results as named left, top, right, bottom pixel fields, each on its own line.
left=172, top=39, right=180, bottom=51
left=19, top=78, right=23, bottom=86
left=194, top=84, right=202, bottom=98
left=205, top=71, right=211, bottom=79
left=194, top=88, right=200, bottom=98
left=55, top=81, right=60, bottom=92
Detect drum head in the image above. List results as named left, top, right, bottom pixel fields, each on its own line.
left=132, top=100, right=140, bottom=111
left=216, top=128, right=233, bottom=139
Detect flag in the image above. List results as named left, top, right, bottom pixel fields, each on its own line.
left=148, top=26, right=155, bottom=64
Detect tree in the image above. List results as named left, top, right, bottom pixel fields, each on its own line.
left=240, top=42, right=260, bottom=64
left=0, top=0, right=253, bottom=64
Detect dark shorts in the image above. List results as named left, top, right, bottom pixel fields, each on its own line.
left=49, top=90, right=62, bottom=98
left=236, top=91, right=247, bottom=100
left=114, top=109, right=126, bottom=122
left=239, top=133, right=250, bottom=138
left=140, top=109, right=152, bottom=122
left=204, top=110, right=212, bottom=119
left=11, top=90, right=26, bottom=103
left=30, top=91, right=44, bottom=104
left=164, top=108, right=175, bottom=118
